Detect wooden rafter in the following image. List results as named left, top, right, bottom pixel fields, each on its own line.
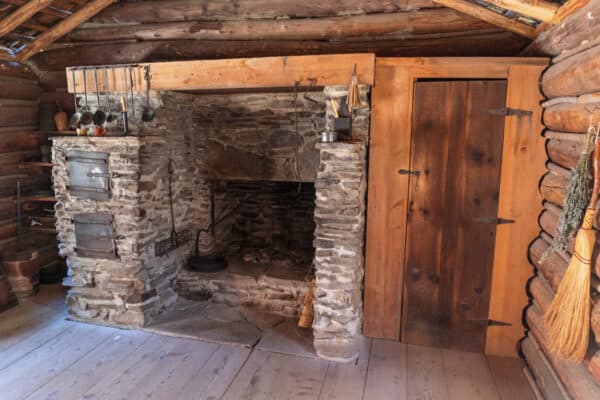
left=16, top=0, right=116, bottom=62
left=483, top=0, right=559, bottom=23
left=1, top=0, right=71, bottom=18
left=433, top=0, right=536, bottom=38
left=0, top=0, right=55, bottom=38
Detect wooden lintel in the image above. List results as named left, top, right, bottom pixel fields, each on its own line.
left=65, top=54, right=376, bottom=93
left=16, top=0, right=115, bottom=62
left=0, top=0, right=54, bottom=38
left=433, top=0, right=537, bottom=39
left=484, top=0, right=559, bottom=23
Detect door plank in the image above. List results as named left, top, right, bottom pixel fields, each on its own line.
left=363, top=65, right=413, bottom=339
left=402, top=80, right=506, bottom=353
left=485, top=64, right=547, bottom=357
left=363, top=339, right=408, bottom=399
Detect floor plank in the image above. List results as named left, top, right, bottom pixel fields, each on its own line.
left=25, top=329, right=153, bottom=400
left=0, top=321, right=114, bottom=400
left=487, top=355, right=536, bottom=400
left=443, top=349, right=500, bottom=400
left=363, top=339, right=408, bottom=400
left=318, top=337, right=371, bottom=400
left=222, top=349, right=329, bottom=400
left=407, top=344, right=449, bottom=400
left=162, top=344, right=252, bottom=400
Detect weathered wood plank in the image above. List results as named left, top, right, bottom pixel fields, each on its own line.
left=363, top=339, right=408, bottom=399
left=443, top=349, right=500, bottom=400
left=407, top=344, right=449, bottom=400
left=221, top=349, right=329, bottom=399
left=487, top=356, right=536, bottom=400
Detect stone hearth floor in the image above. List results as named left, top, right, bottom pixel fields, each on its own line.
left=144, top=298, right=318, bottom=359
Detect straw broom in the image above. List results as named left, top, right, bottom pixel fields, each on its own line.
left=544, top=136, right=600, bottom=361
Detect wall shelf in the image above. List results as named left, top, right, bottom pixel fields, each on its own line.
left=18, top=162, right=54, bottom=169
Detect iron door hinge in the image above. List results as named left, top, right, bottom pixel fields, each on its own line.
left=488, top=107, right=532, bottom=117
left=469, top=318, right=512, bottom=327
left=472, top=217, right=515, bottom=225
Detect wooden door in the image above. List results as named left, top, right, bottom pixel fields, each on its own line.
left=401, top=80, right=507, bottom=353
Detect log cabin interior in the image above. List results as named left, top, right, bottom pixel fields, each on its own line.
left=0, top=0, right=599, bottom=399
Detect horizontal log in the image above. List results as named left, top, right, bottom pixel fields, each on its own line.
left=32, top=31, right=527, bottom=72
left=65, top=10, right=492, bottom=42
left=521, top=336, right=570, bottom=400
left=0, top=131, right=46, bottom=153
left=0, top=220, right=16, bottom=241
left=544, top=130, right=586, bottom=143
left=527, top=303, right=600, bottom=398
left=594, top=303, right=600, bottom=349
left=0, top=77, right=41, bottom=101
left=0, top=62, right=37, bottom=81
left=91, top=0, right=441, bottom=24
left=0, top=106, right=38, bottom=127
left=522, top=0, right=600, bottom=57
left=530, top=236, right=567, bottom=290
left=539, top=164, right=570, bottom=207
left=544, top=102, right=600, bottom=133
left=542, top=45, right=600, bottom=98
left=546, top=137, right=581, bottom=169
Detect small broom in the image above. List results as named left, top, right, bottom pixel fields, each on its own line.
left=544, top=130, right=600, bottom=362
left=346, top=64, right=362, bottom=113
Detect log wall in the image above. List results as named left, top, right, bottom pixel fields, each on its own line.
left=523, top=7, right=600, bottom=396
left=0, top=62, right=57, bottom=259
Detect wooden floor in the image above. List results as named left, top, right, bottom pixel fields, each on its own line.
left=0, top=285, right=536, bottom=400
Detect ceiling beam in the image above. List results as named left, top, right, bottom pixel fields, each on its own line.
left=16, top=0, right=116, bottom=62
left=483, top=0, right=559, bottom=23
left=433, top=0, right=536, bottom=38
left=1, top=0, right=70, bottom=18
left=0, top=0, right=55, bottom=38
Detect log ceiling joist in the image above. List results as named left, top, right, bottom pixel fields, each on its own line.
left=482, top=0, right=559, bottom=23
left=0, top=0, right=115, bottom=62
left=433, top=0, right=537, bottom=38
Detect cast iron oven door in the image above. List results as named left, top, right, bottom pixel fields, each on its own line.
left=67, top=150, right=110, bottom=200
left=74, top=213, right=117, bottom=259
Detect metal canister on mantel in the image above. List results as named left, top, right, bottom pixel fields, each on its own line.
left=320, top=131, right=338, bottom=143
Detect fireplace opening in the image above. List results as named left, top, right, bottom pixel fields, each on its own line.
left=177, top=179, right=316, bottom=317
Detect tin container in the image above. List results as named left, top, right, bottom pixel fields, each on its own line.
left=320, top=131, right=338, bottom=143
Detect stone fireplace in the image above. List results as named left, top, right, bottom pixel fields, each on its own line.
left=52, top=85, right=370, bottom=361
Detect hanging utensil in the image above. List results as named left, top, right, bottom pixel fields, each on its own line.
left=68, top=68, right=82, bottom=128
left=128, top=65, right=135, bottom=118
left=120, top=95, right=128, bottom=135
left=142, top=66, right=154, bottom=122
left=80, top=69, right=94, bottom=125
left=92, top=67, right=107, bottom=126
left=104, top=67, right=117, bottom=123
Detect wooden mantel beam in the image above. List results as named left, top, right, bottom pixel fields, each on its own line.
left=433, top=0, right=537, bottom=38
left=484, top=0, right=559, bottom=23
left=0, top=0, right=55, bottom=38
left=65, top=54, right=376, bottom=93
left=16, top=0, right=116, bottom=62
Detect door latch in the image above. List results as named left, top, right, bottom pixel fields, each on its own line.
left=398, top=169, right=421, bottom=177
left=468, top=318, right=512, bottom=327
left=488, top=107, right=532, bottom=117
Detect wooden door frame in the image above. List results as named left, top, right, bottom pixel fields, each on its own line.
left=363, top=57, right=549, bottom=357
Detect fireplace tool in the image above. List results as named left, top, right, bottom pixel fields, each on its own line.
left=154, top=160, right=192, bottom=257
left=187, top=192, right=233, bottom=273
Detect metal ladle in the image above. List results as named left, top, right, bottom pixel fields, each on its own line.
left=104, top=67, right=117, bottom=123
left=92, top=68, right=107, bottom=126
left=142, top=66, right=154, bottom=122
left=68, top=68, right=82, bottom=128
left=79, top=69, right=94, bottom=126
